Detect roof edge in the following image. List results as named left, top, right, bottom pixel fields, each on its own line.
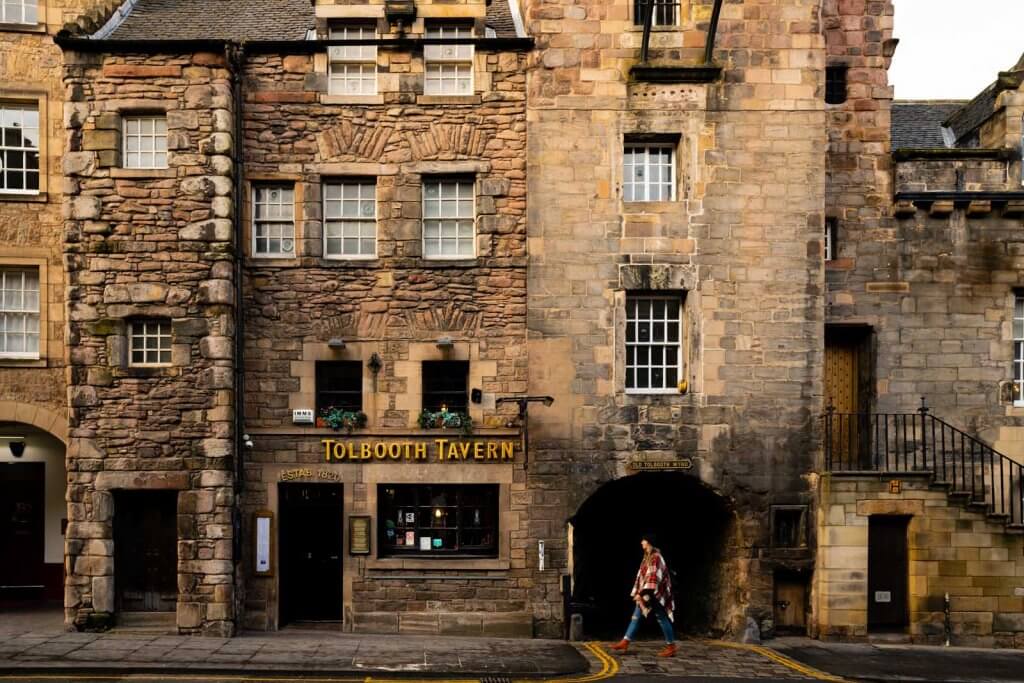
left=507, top=0, right=527, bottom=38
left=91, top=0, right=139, bottom=40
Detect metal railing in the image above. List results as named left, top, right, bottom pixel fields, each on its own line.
left=823, top=400, right=1024, bottom=529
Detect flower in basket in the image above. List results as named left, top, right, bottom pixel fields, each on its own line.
left=319, top=407, right=368, bottom=433
left=417, top=406, right=473, bottom=435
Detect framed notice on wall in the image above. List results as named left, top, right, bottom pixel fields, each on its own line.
left=254, top=511, right=274, bottom=576
left=349, top=515, right=371, bottom=555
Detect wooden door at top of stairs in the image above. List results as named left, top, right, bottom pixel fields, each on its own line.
left=825, top=328, right=870, bottom=467
left=0, top=463, right=45, bottom=600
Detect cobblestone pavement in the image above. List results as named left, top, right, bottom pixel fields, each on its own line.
left=604, top=639, right=822, bottom=680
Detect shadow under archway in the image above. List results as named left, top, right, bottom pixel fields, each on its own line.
left=569, top=471, right=736, bottom=639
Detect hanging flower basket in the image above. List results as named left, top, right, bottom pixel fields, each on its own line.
left=318, top=407, right=368, bottom=433
left=417, top=408, right=473, bottom=435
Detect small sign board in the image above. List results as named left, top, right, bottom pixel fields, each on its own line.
left=628, top=459, right=693, bottom=472
left=874, top=591, right=892, bottom=603
left=254, top=511, right=274, bottom=576
left=349, top=515, right=371, bottom=555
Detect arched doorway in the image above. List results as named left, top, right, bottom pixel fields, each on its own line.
left=569, top=472, right=738, bottom=638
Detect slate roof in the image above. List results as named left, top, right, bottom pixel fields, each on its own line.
left=96, top=0, right=522, bottom=41
left=891, top=101, right=965, bottom=149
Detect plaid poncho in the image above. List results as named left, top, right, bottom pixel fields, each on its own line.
left=630, top=548, right=675, bottom=622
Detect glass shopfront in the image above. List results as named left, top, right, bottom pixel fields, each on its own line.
left=378, top=484, right=498, bottom=557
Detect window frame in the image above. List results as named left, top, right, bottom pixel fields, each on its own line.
left=623, top=142, right=677, bottom=203
left=251, top=184, right=296, bottom=258
left=825, top=217, right=837, bottom=261
left=0, top=101, right=40, bottom=196
left=128, top=319, right=172, bottom=368
left=0, top=267, right=40, bottom=360
left=0, top=0, right=38, bottom=24
left=422, top=177, right=476, bottom=260
left=632, top=0, right=680, bottom=27
left=625, top=293, right=683, bottom=395
left=1014, top=294, right=1024, bottom=407
left=323, top=178, right=378, bottom=260
left=121, top=114, right=168, bottom=170
left=421, top=360, right=469, bottom=413
left=377, top=483, right=499, bottom=558
left=315, top=360, right=364, bottom=414
left=327, top=22, right=379, bottom=96
left=423, top=24, right=475, bottom=96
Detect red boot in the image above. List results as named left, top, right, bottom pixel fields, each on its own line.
left=657, top=643, right=677, bottom=658
left=609, top=639, right=630, bottom=652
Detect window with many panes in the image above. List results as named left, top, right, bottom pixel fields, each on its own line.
left=328, top=22, right=378, bottom=96
left=122, top=115, right=168, bottom=169
left=0, top=104, right=39, bottom=194
left=422, top=361, right=469, bottom=412
left=324, top=179, right=376, bottom=258
left=252, top=185, right=295, bottom=257
left=633, top=0, right=679, bottom=26
left=315, top=361, right=363, bottom=413
left=0, top=0, right=37, bottom=24
left=1014, top=295, right=1024, bottom=406
left=0, top=268, right=39, bottom=359
left=422, top=178, right=474, bottom=258
left=424, top=24, right=474, bottom=96
left=378, top=484, right=498, bottom=557
left=129, top=319, right=172, bottom=367
left=623, top=142, right=676, bottom=202
left=626, top=294, right=682, bottom=394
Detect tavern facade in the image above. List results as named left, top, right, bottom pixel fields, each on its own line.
left=0, top=0, right=1023, bottom=648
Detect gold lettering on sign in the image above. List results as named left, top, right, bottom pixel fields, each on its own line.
left=320, top=439, right=516, bottom=463
left=279, top=468, right=342, bottom=482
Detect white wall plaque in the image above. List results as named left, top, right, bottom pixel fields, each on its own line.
left=254, top=512, right=274, bottom=576
left=874, top=591, right=892, bottom=603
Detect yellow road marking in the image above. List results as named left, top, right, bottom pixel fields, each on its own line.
left=711, top=640, right=851, bottom=683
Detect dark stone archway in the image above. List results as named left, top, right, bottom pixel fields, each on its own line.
left=569, top=472, right=737, bottom=639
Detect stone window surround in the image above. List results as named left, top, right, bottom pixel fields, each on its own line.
left=291, top=340, right=497, bottom=430
left=0, top=249, right=48, bottom=368
left=105, top=316, right=187, bottom=378
left=121, top=113, right=168, bottom=171
left=620, top=132, right=686, bottom=208
left=614, top=264, right=701, bottom=403
left=106, top=103, right=177, bottom=179
left=0, top=88, right=48, bottom=201
left=243, top=174, right=305, bottom=262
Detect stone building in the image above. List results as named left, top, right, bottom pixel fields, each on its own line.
left=0, top=0, right=1017, bottom=647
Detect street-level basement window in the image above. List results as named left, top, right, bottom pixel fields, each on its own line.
left=378, top=484, right=498, bottom=557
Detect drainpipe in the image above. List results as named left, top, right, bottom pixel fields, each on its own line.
left=227, top=42, right=246, bottom=498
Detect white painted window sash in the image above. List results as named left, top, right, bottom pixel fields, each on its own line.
left=0, top=268, right=40, bottom=359
left=252, top=185, right=296, bottom=257
left=625, top=294, right=682, bottom=394
left=323, top=180, right=378, bottom=259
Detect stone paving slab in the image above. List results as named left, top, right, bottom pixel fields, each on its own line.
left=606, top=639, right=819, bottom=680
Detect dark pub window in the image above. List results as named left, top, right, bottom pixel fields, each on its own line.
left=378, top=484, right=498, bottom=557
left=825, top=65, right=848, bottom=105
left=315, top=361, right=362, bottom=413
left=422, top=360, right=468, bottom=412
left=772, top=506, right=807, bottom=548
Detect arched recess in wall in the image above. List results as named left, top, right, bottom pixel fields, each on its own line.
left=0, top=402, right=67, bottom=443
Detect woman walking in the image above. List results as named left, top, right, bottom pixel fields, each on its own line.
left=610, top=533, right=676, bottom=657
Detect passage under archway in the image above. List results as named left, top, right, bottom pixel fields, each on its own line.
left=569, top=472, right=736, bottom=638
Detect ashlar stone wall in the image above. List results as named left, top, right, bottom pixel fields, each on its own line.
left=62, top=51, right=237, bottom=635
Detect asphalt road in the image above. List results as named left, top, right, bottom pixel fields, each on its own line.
left=0, top=677, right=808, bottom=683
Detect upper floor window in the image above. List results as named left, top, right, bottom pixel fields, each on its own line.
left=825, top=217, right=837, bottom=261
left=0, top=268, right=39, bottom=359
left=328, top=22, right=378, bottom=96
left=424, top=24, right=473, bottom=96
left=122, top=115, right=168, bottom=169
left=422, top=178, right=474, bottom=259
left=316, top=361, right=363, bottom=413
left=1014, top=295, right=1024, bottom=406
left=0, top=0, right=37, bottom=24
left=633, top=0, right=679, bottom=27
left=825, top=65, right=848, bottom=105
left=324, top=179, right=376, bottom=258
left=0, top=103, right=39, bottom=194
left=129, top=319, right=172, bottom=367
left=422, top=360, right=469, bottom=412
left=253, top=185, right=295, bottom=257
left=624, top=143, right=676, bottom=202
left=626, top=294, right=682, bottom=394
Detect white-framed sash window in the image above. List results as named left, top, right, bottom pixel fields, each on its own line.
left=0, top=103, right=40, bottom=194
left=422, top=178, right=475, bottom=259
left=0, top=0, right=38, bottom=24
left=129, top=319, right=172, bottom=367
left=623, top=142, right=676, bottom=202
left=626, top=294, right=682, bottom=394
left=424, top=25, right=474, bottom=96
left=0, top=268, right=40, bottom=359
left=328, top=23, right=378, bottom=96
left=324, top=180, right=377, bottom=258
left=122, top=115, right=168, bottom=169
left=253, top=185, right=295, bottom=257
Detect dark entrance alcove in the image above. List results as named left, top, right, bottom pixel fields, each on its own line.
left=569, top=472, right=735, bottom=639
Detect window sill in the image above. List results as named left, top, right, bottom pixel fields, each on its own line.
left=113, top=366, right=180, bottom=379
left=0, top=192, right=46, bottom=203
left=315, top=256, right=380, bottom=267
left=622, top=201, right=681, bottom=213
left=366, top=557, right=508, bottom=571
left=0, top=357, right=45, bottom=368
left=417, top=95, right=482, bottom=105
left=110, top=168, right=176, bottom=179
left=249, top=255, right=301, bottom=264
left=321, top=94, right=385, bottom=105
left=420, top=257, right=479, bottom=267
left=0, top=22, right=46, bottom=34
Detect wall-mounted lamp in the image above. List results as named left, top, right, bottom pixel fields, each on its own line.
left=0, top=436, right=26, bottom=458
left=367, top=353, right=383, bottom=374
left=436, top=336, right=454, bottom=349
left=327, top=338, right=346, bottom=350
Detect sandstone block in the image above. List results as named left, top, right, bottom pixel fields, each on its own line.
left=180, top=490, right=215, bottom=514
left=200, top=336, right=232, bottom=360
left=177, top=602, right=205, bottom=630
left=167, top=110, right=199, bottom=130
left=63, top=152, right=97, bottom=176
left=184, top=85, right=214, bottom=109
left=102, top=64, right=182, bottom=78
left=198, top=279, right=233, bottom=304
left=994, top=613, right=1024, bottom=632
left=181, top=220, right=232, bottom=242
left=212, top=196, right=232, bottom=218
left=213, top=109, right=232, bottom=133
left=70, top=386, right=98, bottom=407
left=82, top=130, right=119, bottom=151
left=70, top=196, right=102, bottom=220
left=128, top=283, right=168, bottom=303
left=92, top=577, right=115, bottom=613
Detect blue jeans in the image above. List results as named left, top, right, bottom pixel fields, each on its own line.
left=623, top=603, right=675, bottom=643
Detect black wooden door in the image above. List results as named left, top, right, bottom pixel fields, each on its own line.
left=0, top=463, right=45, bottom=600
left=279, top=483, right=343, bottom=623
left=868, top=515, right=909, bottom=630
left=114, top=491, right=178, bottom=612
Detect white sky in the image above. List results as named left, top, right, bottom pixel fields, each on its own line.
left=890, top=0, right=1024, bottom=101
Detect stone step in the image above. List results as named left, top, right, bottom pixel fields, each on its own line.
left=113, top=611, right=176, bottom=634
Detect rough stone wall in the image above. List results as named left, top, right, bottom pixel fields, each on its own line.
left=524, top=0, right=826, bottom=637
left=238, top=50, right=530, bottom=631
left=818, top=476, right=1024, bottom=647
left=62, top=51, right=237, bottom=635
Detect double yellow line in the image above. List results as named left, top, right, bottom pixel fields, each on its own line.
left=710, top=641, right=850, bottom=682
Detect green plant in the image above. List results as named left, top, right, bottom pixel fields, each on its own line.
left=417, top=408, right=473, bottom=435
left=319, top=407, right=368, bottom=433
